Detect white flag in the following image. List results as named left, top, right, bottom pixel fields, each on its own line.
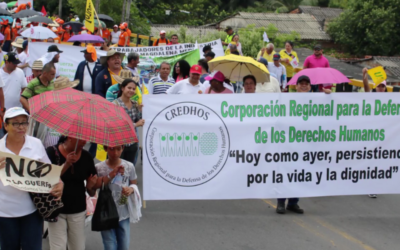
left=263, top=32, right=269, bottom=42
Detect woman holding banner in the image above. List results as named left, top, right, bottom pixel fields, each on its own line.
left=0, top=107, right=63, bottom=250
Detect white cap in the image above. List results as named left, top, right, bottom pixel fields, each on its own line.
left=113, top=24, right=118, bottom=28
left=160, top=30, right=166, bottom=34
left=4, top=107, right=29, bottom=121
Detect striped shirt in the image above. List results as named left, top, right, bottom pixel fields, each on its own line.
left=148, top=75, right=175, bottom=94
left=21, top=76, right=54, bottom=99
left=26, top=74, right=35, bottom=84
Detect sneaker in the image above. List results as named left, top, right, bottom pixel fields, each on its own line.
left=368, top=194, right=377, bottom=198
left=286, top=204, right=304, bottom=214
left=276, top=202, right=286, bottom=214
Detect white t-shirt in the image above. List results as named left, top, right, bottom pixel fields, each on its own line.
left=202, top=80, right=235, bottom=93
left=166, top=79, right=206, bottom=94
left=256, top=76, right=281, bottom=93
left=18, top=51, right=32, bottom=77
left=0, top=135, right=51, bottom=217
left=83, top=61, right=96, bottom=93
left=111, top=31, right=121, bottom=44
left=127, top=66, right=138, bottom=77
left=0, top=68, right=28, bottom=109
left=267, top=63, right=287, bottom=88
left=55, top=63, right=60, bottom=78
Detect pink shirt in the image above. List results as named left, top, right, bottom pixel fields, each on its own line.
left=303, top=55, right=330, bottom=69
left=205, top=87, right=233, bottom=94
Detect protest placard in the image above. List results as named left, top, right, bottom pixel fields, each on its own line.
left=143, top=93, right=400, bottom=200
left=0, top=151, right=63, bottom=193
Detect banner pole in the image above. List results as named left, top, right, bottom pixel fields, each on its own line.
left=143, top=200, right=146, bottom=209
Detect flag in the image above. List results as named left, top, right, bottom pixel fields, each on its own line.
left=41, top=6, right=47, bottom=16
left=84, top=0, right=95, bottom=33
left=367, top=66, right=387, bottom=86
left=263, top=32, right=269, bottom=42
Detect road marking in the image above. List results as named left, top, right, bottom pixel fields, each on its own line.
left=293, top=218, right=337, bottom=248
left=314, top=217, right=376, bottom=250
left=261, top=200, right=376, bottom=250
left=262, top=199, right=276, bottom=208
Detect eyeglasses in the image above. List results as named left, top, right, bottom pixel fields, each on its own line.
left=9, top=122, right=29, bottom=128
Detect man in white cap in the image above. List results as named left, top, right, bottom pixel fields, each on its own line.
left=153, top=30, right=170, bottom=46
left=110, top=24, right=121, bottom=45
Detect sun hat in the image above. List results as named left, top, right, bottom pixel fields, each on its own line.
left=113, top=69, right=140, bottom=84
left=99, top=50, right=125, bottom=66
left=32, top=60, right=44, bottom=70
left=53, top=76, right=80, bottom=91
left=11, top=38, right=24, bottom=48
left=205, top=71, right=225, bottom=83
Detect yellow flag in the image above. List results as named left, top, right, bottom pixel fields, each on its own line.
left=85, top=0, right=95, bottom=33
left=367, top=66, right=387, bottom=86
left=96, top=145, right=107, bottom=162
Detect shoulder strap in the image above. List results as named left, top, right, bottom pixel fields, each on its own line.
left=53, top=145, right=61, bottom=166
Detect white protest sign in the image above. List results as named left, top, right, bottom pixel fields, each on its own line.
left=143, top=93, right=400, bottom=200
left=290, top=57, right=299, bottom=68
left=0, top=151, right=63, bottom=193
left=263, top=32, right=269, bottom=42
left=29, top=42, right=83, bottom=80
left=198, top=39, right=224, bottom=58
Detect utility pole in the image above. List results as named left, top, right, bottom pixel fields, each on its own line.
left=59, top=0, right=62, bottom=17
left=125, top=0, right=132, bottom=24
left=95, top=0, right=100, bottom=13
left=121, top=0, right=126, bottom=23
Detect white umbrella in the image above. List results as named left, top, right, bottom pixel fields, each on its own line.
left=20, top=26, right=57, bottom=39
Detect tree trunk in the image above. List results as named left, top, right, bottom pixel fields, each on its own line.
left=95, top=0, right=101, bottom=13
left=121, top=0, right=126, bottom=23
left=59, top=0, right=62, bottom=17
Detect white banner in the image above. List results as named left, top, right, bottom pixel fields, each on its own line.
left=29, top=40, right=224, bottom=81
left=28, top=42, right=107, bottom=80
left=107, top=39, right=224, bottom=58
left=0, top=151, right=63, bottom=193
left=143, top=93, right=400, bottom=200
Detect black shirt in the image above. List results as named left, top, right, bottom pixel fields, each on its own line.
left=46, top=146, right=97, bottom=214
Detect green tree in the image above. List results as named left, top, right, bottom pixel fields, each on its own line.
left=327, top=0, right=400, bottom=56
left=67, top=0, right=150, bottom=34
left=34, top=0, right=72, bottom=19
left=272, top=0, right=303, bottom=12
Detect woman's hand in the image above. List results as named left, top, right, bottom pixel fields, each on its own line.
left=0, top=157, right=6, bottom=170
left=65, top=152, right=79, bottom=166
left=87, top=174, right=98, bottom=190
left=138, top=104, right=143, bottom=112
left=122, top=186, right=134, bottom=196
left=50, top=180, right=64, bottom=201
left=322, top=88, right=332, bottom=94
left=135, top=119, right=145, bottom=127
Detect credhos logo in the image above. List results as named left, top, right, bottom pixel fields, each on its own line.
left=146, top=102, right=230, bottom=187
left=159, top=132, right=218, bottom=157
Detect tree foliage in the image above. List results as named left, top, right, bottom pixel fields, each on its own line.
left=328, top=0, right=400, bottom=56
left=67, top=0, right=150, bottom=34
left=165, top=24, right=300, bottom=57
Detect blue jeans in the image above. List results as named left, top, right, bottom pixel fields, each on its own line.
left=0, top=210, right=43, bottom=250
left=101, top=218, right=130, bottom=250
left=277, top=198, right=299, bottom=206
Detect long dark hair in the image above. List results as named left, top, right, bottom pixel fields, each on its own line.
left=117, top=79, right=138, bottom=98
left=172, top=60, right=190, bottom=81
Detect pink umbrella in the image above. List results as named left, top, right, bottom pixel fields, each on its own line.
left=287, top=67, right=350, bottom=85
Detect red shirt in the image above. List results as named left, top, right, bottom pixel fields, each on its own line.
left=102, top=29, right=110, bottom=40
left=4, top=27, right=11, bottom=41
left=12, top=28, right=18, bottom=41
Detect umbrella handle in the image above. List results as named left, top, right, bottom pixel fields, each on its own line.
left=74, top=139, right=79, bottom=153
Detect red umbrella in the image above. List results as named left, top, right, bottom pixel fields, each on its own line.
left=28, top=89, right=138, bottom=147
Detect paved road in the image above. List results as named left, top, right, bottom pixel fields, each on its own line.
left=43, top=153, right=400, bottom=250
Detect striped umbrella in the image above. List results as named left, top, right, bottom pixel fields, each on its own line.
left=28, top=88, right=138, bottom=147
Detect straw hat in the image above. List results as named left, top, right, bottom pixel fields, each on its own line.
left=32, top=60, right=44, bottom=70
left=53, top=76, right=80, bottom=91
left=100, top=50, right=125, bottom=66
left=11, top=38, right=24, bottom=48
left=113, top=69, right=140, bottom=84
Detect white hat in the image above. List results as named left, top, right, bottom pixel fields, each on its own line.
left=113, top=24, right=118, bottom=28
left=4, top=107, right=29, bottom=121
left=160, top=30, right=166, bottom=34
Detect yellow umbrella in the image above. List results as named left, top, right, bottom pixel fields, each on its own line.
left=208, top=54, right=270, bottom=83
